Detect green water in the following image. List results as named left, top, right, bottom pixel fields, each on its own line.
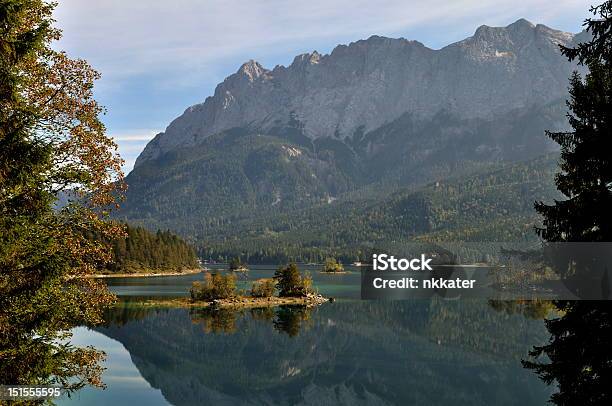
left=104, top=265, right=362, bottom=299
left=58, top=266, right=552, bottom=406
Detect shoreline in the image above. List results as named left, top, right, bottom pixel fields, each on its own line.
left=82, top=268, right=204, bottom=279
left=123, top=294, right=330, bottom=309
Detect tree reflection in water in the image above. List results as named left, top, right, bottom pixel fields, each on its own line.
left=488, top=298, right=612, bottom=404
left=190, top=305, right=314, bottom=337
left=95, top=300, right=551, bottom=405
left=522, top=301, right=612, bottom=405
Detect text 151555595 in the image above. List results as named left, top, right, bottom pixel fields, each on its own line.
left=0, top=385, right=63, bottom=400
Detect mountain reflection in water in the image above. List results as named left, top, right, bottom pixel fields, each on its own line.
left=87, top=300, right=552, bottom=406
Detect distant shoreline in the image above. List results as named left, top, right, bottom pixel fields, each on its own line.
left=82, top=268, right=204, bottom=279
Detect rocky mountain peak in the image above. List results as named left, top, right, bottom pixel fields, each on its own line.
left=237, top=59, right=268, bottom=81
left=507, top=17, right=536, bottom=31
left=291, top=51, right=322, bottom=67
left=471, top=18, right=544, bottom=44
left=134, top=19, right=580, bottom=168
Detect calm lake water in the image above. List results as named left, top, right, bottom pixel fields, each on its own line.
left=58, top=265, right=552, bottom=406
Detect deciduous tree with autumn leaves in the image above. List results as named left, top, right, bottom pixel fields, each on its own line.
left=0, top=0, right=125, bottom=391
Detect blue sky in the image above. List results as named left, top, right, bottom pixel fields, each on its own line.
left=53, top=0, right=592, bottom=173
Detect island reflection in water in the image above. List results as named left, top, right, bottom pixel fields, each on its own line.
left=63, top=299, right=553, bottom=406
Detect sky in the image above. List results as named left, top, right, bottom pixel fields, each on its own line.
left=53, top=0, right=593, bottom=173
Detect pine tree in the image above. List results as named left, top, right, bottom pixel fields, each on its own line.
left=535, top=2, right=612, bottom=242
left=525, top=4, right=612, bottom=405
left=274, top=263, right=312, bottom=297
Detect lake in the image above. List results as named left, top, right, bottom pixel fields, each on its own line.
left=57, top=265, right=553, bottom=405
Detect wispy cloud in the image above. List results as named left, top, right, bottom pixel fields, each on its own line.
left=55, top=0, right=589, bottom=85
left=108, top=130, right=158, bottom=173
left=118, top=144, right=151, bottom=154
left=110, top=130, right=159, bottom=142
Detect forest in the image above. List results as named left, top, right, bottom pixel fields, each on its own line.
left=196, top=154, right=560, bottom=264
left=87, top=224, right=200, bottom=273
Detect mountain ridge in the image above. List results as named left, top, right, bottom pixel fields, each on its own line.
left=135, top=18, right=580, bottom=167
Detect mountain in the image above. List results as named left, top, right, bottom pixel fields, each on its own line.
left=118, top=19, right=582, bottom=259
left=135, top=19, right=579, bottom=166
left=193, top=154, right=561, bottom=263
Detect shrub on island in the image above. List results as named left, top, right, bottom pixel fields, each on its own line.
left=250, top=278, right=276, bottom=298
left=323, top=258, right=344, bottom=273
left=228, top=257, right=248, bottom=271
left=190, top=272, right=236, bottom=301
left=274, top=263, right=313, bottom=297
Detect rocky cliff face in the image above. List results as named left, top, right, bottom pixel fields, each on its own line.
left=135, top=19, right=580, bottom=167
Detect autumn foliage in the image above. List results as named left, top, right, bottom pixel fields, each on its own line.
left=0, top=0, right=125, bottom=391
left=190, top=272, right=237, bottom=301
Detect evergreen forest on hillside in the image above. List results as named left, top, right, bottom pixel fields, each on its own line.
left=86, top=224, right=200, bottom=273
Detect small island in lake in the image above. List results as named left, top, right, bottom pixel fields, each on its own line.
left=321, top=257, right=347, bottom=274
left=228, top=257, right=249, bottom=272
left=136, top=263, right=330, bottom=308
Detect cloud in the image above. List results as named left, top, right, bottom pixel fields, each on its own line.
left=54, top=0, right=589, bottom=86
left=108, top=130, right=158, bottom=173
left=118, top=144, right=150, bottom=154
left=110, top=130, right=159, bottom=142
